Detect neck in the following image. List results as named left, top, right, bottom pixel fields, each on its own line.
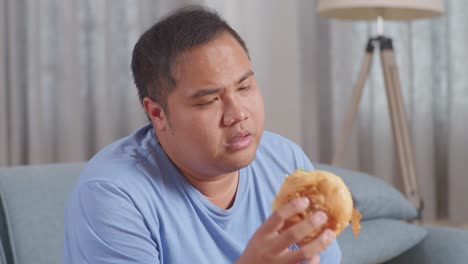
left=185, top=171, right=240, bottom=209
left=154, top=130, right=240, bottom=209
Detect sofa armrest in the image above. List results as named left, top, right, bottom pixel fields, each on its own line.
left=386, top=225, right=468, bottom=264
left=0, top=162, right=85, bottom=264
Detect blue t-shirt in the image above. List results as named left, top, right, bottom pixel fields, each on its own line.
left=63, top=124, right=341, bottom=263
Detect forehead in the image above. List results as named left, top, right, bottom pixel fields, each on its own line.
left=171, top=32, right=252, bottom=90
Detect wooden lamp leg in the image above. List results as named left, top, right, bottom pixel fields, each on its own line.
left=379, top=37, right=423, bottom=216
left=333, top=39, right=375, bottom=166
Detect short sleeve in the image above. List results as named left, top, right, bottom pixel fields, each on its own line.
left=63, top=181, right=159, bottom=264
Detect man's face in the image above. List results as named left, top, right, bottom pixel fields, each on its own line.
left=150, top=32, right=265, bottom=179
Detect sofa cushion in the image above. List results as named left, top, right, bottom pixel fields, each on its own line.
left=315, top=163, right=418, bottom=220
left=386, top=225, right=468, bottom=264
left=0, top=246, right=6, bottom=264
left=0, top=193, right=11, bottom=264
left=338, top=219, right=427, bottom=264
left=0, top=162, right=85, bottom=264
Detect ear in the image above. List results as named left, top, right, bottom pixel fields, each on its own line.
left=143, top=97, right=167, bottom=132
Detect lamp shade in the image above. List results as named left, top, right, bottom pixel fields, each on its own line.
left=317, top=0, right=444, bottom=21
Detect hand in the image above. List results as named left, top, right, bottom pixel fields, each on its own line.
left=236, top=198, right=335, bottom=264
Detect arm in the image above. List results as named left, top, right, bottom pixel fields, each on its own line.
left=64, top=181, right=159, bottom=264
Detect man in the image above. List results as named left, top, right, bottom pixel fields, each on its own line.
left=63, top=5, right=341, bottom=264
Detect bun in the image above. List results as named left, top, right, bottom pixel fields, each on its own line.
left=272, top=169, right=361, bottom=245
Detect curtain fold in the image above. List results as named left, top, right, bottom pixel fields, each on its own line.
left=0, top=0, right=466, bottom=222
left=447, top=0, right=468, bottom=224
left=0, top=0, right=7, bottom=165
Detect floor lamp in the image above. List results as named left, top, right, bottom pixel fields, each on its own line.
left=316, top=0, right=444, bottom=217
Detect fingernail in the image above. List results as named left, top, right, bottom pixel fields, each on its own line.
left=325, top=229, right=334, bottom=240
left=296, top=197, right=309, bottom=207
left=316, top=211, right=327, bottom=223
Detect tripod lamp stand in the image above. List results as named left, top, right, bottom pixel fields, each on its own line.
left=316, top=0, right=444, bottom=216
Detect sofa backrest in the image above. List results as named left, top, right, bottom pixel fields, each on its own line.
left=0, top=163, right=85, bottom=264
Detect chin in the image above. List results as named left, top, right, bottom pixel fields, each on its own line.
left=226, top=146, right=257, bottom=170
left=219, top=133, right=261, bottom=172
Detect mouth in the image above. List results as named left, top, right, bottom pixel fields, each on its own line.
left=226, top=131, right=253, bottom=150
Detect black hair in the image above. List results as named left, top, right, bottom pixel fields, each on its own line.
left=131, top=5, right=249, bottom=114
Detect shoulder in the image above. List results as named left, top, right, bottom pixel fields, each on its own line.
left=78, top=124, right=162, bottom=185
left=245, top=131, right=314, bottom=195
left=64, top=177, right=160, bottom=263
left=72, top=123, right=171, bottom=206
left=256, top=131, right=313, bottom=171
left=64, top=124, right=166, bottom=262
left=259, top=130, right=300, bottom=147
left=258, top=131, right=303, bottom=156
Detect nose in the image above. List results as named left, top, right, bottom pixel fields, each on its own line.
left=223, top=101, right=249, bottom=127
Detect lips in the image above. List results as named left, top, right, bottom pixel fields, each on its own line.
left=226, top=131, right=252, bottom=150
left=228, top=131, right=250, bottom=143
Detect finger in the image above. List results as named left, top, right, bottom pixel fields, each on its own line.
left=280, top=229, right=334, bottom=263
left=270, top=211, right=327, bottom=253
left=307, top=255, right=320, bottom=264
left=258, top=197, right=309, bottom=235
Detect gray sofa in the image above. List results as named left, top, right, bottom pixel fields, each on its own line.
left=0, top=162, right=467, bottom=264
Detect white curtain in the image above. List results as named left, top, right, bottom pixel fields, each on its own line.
left=1, top=0, right=467, bottom=223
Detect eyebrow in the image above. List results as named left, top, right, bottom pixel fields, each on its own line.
left=237, top=70, right=254, bottom=84
left=188, top=70, right=254, bottom=99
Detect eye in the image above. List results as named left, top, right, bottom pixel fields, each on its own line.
left=238, top=86, right=250, bottom=92
left=197, top=97, right=219, bottom=107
